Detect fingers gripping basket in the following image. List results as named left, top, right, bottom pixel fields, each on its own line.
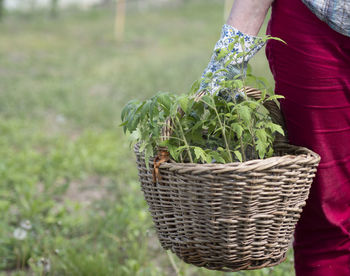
left=134, top=88, right=320, bottom=272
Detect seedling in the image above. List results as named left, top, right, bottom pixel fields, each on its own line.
left=121, top=35, right=285, bottom=166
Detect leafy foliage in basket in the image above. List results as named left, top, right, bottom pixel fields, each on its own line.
left=121, top=35, right=285, bottom=166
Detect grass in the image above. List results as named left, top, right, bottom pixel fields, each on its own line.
left=0, top=1, right=293, bottom=275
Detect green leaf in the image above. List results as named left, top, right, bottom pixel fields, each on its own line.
left=194, top=147, right=210, bottom=163
left=205, top=71, right=213, bottom=78
left=255, top=129, right=267, bottom=143
left=231, top=123, right=243, bottom=139
left=256, top=140, right=267, bottom=159
left=176, top=145, right=189, bottom=153
left=191, top=119, right=204, bottom=130
left=129, top=129, right=141, bottom=142
left=210, top=150, right=225, bottom=163
left=238, top=105, right=251, bottom=124
left=121, top=99, right=138, bottom=121
left=234, top=79, right=244, bottom=89
left=192, top=101, right=205, bottom=117
left=168, top=144, right=179, bottom=161
left=268, top=95, right=285, bottom=101
left=215, top=68, right=229, bottom=74
left=267, top=146, right=274, bottom=158
left=236, top=52, right=245, bottom=59
left=190, top=80, right=200, bottom=94
left=200, top=95, right=215, bottom=107
left=179, top=96, right=189, bottom=113
left=234, top=150, right=243, bottom=162
left=228, top=41, right=235, bottom=52
left=268, top=123, right=285, bottom=135
left=224, top=59, right=232, bottom=67
left=140, top=101, right=150, bottom=119
left=213, top=126, right=223, bottom=135
left=139, top=140, right=147, bottom=153
left=246, top=100, right=259, bottom=109
left=216, top=48, right=229, bottom=61
left=157, top=92, right=173, bottom=112
left=269, top=36, right=287, bottom=44
left=128, top=113, right=140, bottom=133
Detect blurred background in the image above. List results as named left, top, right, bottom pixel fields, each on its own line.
left=0, top=0, right=292, bottom=275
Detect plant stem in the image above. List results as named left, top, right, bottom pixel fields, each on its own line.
left=239, top=134, right=246, bottom=162
left=250, top=107, right=260, bottom=159
left=249, top=124, right=257, bottom=160
left=214, top=107, right=233, bottom=162
left=226, top=119, right=232, bottom=149
left=176, top=136, right=184, bottom=163
left=175, top=116, right=193, bottom=163
left=236, top=112, right=246, bottom=162
left=240, top=39, right=249, bottom=100
left=202, top=100, right=233, bottom=162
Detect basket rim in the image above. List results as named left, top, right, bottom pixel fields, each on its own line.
left=135, top=143, right=321, bottom=173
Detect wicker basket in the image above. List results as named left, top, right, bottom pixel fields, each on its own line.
left=134, top=88, right=320, bottom=272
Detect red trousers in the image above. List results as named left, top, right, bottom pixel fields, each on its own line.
left=266, top=0, right=350, bottom=275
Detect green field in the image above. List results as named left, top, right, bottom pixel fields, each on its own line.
left=0, top=1, right=294, bottom=275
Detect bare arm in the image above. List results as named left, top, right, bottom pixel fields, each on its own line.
left=226, top=0, right=274, bottom=36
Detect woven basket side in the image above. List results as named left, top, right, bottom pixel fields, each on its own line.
left=135, top=141, right=320, bottom=271
left=156, top=151, right=318, bottom=271
left=135, top=147, right=174, bottom=249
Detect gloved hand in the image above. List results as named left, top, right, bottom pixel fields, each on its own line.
left=199, top=24, right=265, bottom=95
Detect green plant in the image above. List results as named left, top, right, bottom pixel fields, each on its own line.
left=121, top=35, right=285, bottom=165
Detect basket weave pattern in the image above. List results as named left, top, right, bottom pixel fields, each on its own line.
left=134, top=89, right=320, bottom=272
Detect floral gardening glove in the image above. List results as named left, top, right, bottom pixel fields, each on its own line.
left=199, top=24, right=265, bottom=95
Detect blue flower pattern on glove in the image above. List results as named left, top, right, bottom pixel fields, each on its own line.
left=200, top=24, right=265, bottom=94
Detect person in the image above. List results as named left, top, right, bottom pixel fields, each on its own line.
left=200, top=0, right=350, bottom=275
